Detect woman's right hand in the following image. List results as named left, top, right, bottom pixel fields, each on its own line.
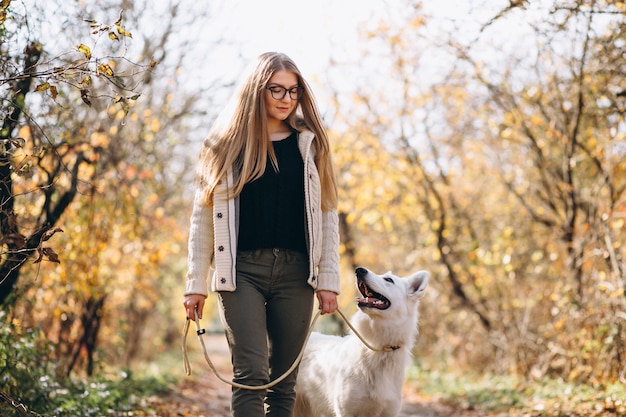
left=183, top=294, right=207, bottom=321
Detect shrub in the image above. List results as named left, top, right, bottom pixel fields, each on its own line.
left=0, top=313, right=171, bottom=417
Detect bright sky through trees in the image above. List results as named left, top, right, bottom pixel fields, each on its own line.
left=209, top=0, right=381, bottom=75
left=198, top=0, right=541, bottom=115
left=206, top=0, right=523, bottom=72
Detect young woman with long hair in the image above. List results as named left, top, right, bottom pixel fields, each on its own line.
left=183, top=52, right=340, bottom=417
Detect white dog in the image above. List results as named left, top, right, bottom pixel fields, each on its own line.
left=294, top=266, right=429, bottom=417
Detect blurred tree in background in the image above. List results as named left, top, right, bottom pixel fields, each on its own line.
left=0, top=0, right=221, bottom=381
left=0, top=0, right=229, bottom=413
left=328, top=0, right=626, bottom=383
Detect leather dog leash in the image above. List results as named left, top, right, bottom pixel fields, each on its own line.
left=181, top=306, right=400, bottom=390
left=182, top=308, right=321, bottom=390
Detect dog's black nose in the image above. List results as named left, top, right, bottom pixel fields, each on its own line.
left=355, top=267, right=368, bottom=277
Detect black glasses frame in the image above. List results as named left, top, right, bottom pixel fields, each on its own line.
left=266, top=85, right=303, bottom=100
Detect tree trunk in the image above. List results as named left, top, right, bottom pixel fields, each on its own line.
left=0, top=42, right=43, bottom=305
left=65, top=295, right=107, bottom=376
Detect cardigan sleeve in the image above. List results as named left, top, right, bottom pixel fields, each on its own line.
left=184, top=188, right=214, bottom=297
left=315, top=209, right=341, bottom=294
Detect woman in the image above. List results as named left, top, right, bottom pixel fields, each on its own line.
left=183, top=52, right=341, bottom=417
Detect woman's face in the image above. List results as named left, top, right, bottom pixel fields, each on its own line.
left=264, top=70, right=299, bottom=126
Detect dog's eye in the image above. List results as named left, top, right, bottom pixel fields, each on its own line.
left=384, top=277, right=394, bottom=284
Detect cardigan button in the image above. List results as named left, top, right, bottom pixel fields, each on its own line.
left=216, top=212, right=223, bottom=219
left=220, top=277, right=226, bottom=284
left=218, top=245, right=224, bottom=251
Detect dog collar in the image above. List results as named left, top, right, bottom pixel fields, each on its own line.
left=383, top=345, right=401, bottom=352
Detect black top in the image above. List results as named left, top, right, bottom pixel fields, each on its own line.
left=238, top=131, right=307, bottom=253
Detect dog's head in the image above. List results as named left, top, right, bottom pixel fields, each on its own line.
left=355, top=266, right=429, bottom=315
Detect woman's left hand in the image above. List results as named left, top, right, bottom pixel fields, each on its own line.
left=316, top=290, right=338, bottom=315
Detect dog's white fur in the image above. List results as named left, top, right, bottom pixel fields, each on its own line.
left=294, top=267, right=429, bottom=417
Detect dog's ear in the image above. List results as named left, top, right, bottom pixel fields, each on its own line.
left=408, top=271, right=429, bottom=298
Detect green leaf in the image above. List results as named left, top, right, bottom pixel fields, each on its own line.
left=113, top=75, right=125, bottom=87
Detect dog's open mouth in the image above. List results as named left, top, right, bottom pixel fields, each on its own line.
left=356, top=278, right=391, bottom=310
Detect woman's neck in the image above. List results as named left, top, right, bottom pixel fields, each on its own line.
left=268, top=121, right=292, bottom=141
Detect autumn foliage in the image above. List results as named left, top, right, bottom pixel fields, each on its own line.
left=329, top=0, right=626, bottom=384
left=1, top=1, right=625, bottom=416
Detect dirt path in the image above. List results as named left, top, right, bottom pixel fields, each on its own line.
left=141, top=334, right=486, bottom=417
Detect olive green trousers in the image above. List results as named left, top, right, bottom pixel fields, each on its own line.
left=218, top=248, right=314, bottom=417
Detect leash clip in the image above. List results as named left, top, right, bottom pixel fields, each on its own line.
left=383, top=345, right=400, bottom=352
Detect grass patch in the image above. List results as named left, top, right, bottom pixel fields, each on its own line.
left=406, top=364, right=626, bottom=416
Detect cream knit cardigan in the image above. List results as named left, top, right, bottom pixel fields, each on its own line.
left=184, top=130, right=341, bottom=296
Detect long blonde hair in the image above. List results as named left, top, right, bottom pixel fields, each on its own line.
left=197, top=52, right=337, bottom=211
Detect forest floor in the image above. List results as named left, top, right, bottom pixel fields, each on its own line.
left=129, top=334, right=499, bottom=417
left=129, top=334, right=625, bottom=417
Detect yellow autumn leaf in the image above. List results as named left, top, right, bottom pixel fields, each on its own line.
left=80, top=75, right=92, bottom=87
left=109, top=31, right=119, bottom=41
left=76, top=43, right=91, bottom=60
left=11, top=318, right=23, bottom=334
left=35, top=82, right=50, bottom=92
left=117, top=25, right=132, bottom=38
left=98, top=63, right=115, bottom=77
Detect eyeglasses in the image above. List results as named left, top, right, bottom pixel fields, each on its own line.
left=266, top=85, right=303, bottom=100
